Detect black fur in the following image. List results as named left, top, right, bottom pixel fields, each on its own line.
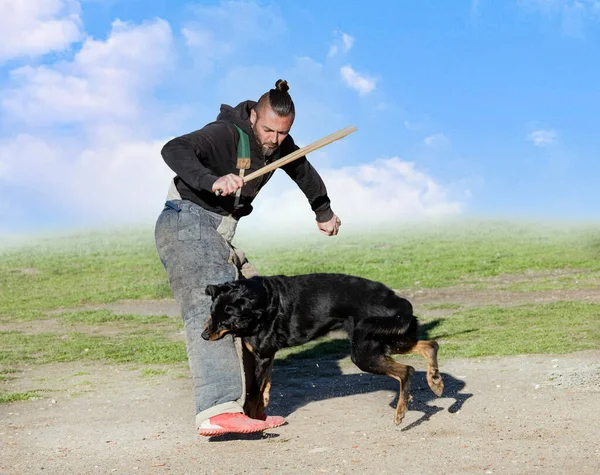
left=202, top=273, right=443, bottom=425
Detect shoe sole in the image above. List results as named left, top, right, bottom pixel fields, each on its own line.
left=263, top=418, right=286, bottom=429
left=198, top=425, right=269, bottom=437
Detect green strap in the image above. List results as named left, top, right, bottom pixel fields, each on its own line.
left=234, top=124, right=250, bottom=159
left=234, top=124, right=280, bottom=161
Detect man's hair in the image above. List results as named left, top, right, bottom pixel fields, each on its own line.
left=256, top=79, right=295, bottom=118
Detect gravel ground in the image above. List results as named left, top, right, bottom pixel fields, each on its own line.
left=2, top=350, right=599, bottom=474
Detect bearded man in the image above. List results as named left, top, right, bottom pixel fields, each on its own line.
left=155, top=80, right=341, bottom=436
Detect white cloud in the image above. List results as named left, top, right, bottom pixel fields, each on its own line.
left=328, top=31, right=355, bottom=57
left=527, top=129, right=558, bottom=147
left=521, top=0, right=598, bottom=11
left=340, top=65, right=376, bottom=95
left=181, top=27, right=233, bottom=59
left=471, top=0, right=482, bottom=18
left=342, top=33, right=355, bottom=52
left=519, top=0, right=600, bottom=36
left=244, top=157, right=464, bottom=233
left=404, top=120, right=420, bottom=131
left=0, top=17, right=177, bottom=227
left=70, top=139, right=174, bottom=222
left=424, top=133, right=450, bottom=149
left=2, top=18, right=174, bottom=126
left=0, top=134, right=64, bottom=184
left=0, top=0, right=83, bottom=63
left=182, top=1, right=285, bottom=69
left=0, top=133, right=173, bottom=224
left=1, top=2, right=461, bottom=233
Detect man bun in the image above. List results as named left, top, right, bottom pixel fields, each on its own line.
left=275, top=79, right=289, bottom=93
left=256, top=79, right=295, bottom=117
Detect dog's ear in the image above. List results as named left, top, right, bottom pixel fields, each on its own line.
left=205, top=283, right=230, bottom=298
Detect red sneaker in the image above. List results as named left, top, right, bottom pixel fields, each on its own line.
left=198, top=413, right=270, bottom=437
left=258, top=412, right=286, bottom=429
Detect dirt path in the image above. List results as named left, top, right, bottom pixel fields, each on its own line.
left=2, top=349, right=599, bottom=474
left=2, top=282, right=600, bottom=474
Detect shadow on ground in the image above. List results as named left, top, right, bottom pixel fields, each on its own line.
left=207, top=320, right=473, bottom=441
left=268, top=319, right=472, bottom=429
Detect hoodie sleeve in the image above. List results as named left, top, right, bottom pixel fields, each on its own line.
left=280, top=138, right=334, bottom=223
left=160, top=123, right=231, bottom=192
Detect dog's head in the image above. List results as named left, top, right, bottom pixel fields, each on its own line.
left=201, top=280, right=267, bottom=341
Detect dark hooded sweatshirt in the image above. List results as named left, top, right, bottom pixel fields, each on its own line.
left=160, top=100, right=334, bottom=222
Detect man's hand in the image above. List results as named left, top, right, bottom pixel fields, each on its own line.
left=212, top=173, right=244, bottom=196
left=317, top=214, right=341, bottom=236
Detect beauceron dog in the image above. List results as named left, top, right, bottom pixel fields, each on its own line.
left=201, top=273, right=444, bottom=425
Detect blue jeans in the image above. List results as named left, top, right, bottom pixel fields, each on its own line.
left=154, top=199, right=256, bottom=427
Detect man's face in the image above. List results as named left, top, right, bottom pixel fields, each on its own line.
left=250, top=105, right=294, bottom=157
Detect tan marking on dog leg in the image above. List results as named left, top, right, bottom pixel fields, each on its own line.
left=243, top=340, right=255, bottom=354
left=256, top=358, right=274, bottom=416
left=241, top=341, right=259, bottom=419
left=262, top=380, right=271, bottom=410
left=409, top=340, right=443, bottom=396
left=386, top=364, right=415, bottom=425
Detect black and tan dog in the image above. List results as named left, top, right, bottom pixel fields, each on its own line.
left=202, top=273, right=443, bottom=425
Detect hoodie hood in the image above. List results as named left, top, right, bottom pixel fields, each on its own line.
left=217, top=100, right=257, bottom=136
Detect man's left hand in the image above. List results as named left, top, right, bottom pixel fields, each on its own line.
left=317, top=214, right=341, bottom=236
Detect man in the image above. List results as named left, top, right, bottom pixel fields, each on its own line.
left=155, top=79, right=341, bottom=436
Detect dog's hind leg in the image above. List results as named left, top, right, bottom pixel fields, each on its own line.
left=351, top=336, right=415, bottom=425
left=407, top=340, right=443, bottom=397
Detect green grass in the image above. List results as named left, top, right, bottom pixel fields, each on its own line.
left=0, top=330, right=186, bottom=366
left=140, top=368, right=167, bottom=377
left=422, top=301, right=600, bottom=358
left=498, top=271, right=600, bottom=292
left=1, top=368, right=20, bottom=374
left=0, top=391, right=44, bottom=403
left=3, top=221, right=600, bottom=319
left=2, top=220, right=600, bottom=402
left=420, top=303, right=464, bottom=311
left=58, top=309, right=175, bottom=326
left=0, top=229, right=171, bottom=316
left=240, top=220, right=600, bottom=289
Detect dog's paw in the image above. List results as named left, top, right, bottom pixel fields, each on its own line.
left=428, top=371, right=444, bottom=397
left=394, top=404, right=407, bottom=425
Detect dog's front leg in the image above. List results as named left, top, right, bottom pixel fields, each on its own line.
left=242, top=340, right=260, bottom=418
left=252, top=355, right=275, bottom=418
left=242, top=341, right=275, bottom=419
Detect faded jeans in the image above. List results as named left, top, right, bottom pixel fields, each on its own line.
left=154, top=199, right=257, bottom=427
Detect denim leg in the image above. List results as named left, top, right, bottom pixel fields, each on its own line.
left=154, top=201, right=245, bottom=425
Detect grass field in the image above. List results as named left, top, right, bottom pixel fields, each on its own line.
left=2, top=220, right=600, bottom=402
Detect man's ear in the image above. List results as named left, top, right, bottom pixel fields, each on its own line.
left=205, top=284, right=228, bottom=298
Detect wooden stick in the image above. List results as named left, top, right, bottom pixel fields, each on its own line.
left=244, top=125, right=356, bottom=183
left=215, top=125, right=357, bottom=196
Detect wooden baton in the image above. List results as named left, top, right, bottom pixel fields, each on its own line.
left=215, top=125, right=357, bottom=196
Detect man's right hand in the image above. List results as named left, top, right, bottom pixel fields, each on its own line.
left=212, top=173, right=244, bottom=196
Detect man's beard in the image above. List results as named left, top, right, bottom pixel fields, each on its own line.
left=262, top=145, right=277, bottom=157
left=252, top=125, right=277, bottom=156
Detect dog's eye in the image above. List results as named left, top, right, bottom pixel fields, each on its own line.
left=224, top=305, right=235, bottom=314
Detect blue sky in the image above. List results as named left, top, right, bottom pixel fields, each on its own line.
left=1, top=0, right=599, bottom=234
